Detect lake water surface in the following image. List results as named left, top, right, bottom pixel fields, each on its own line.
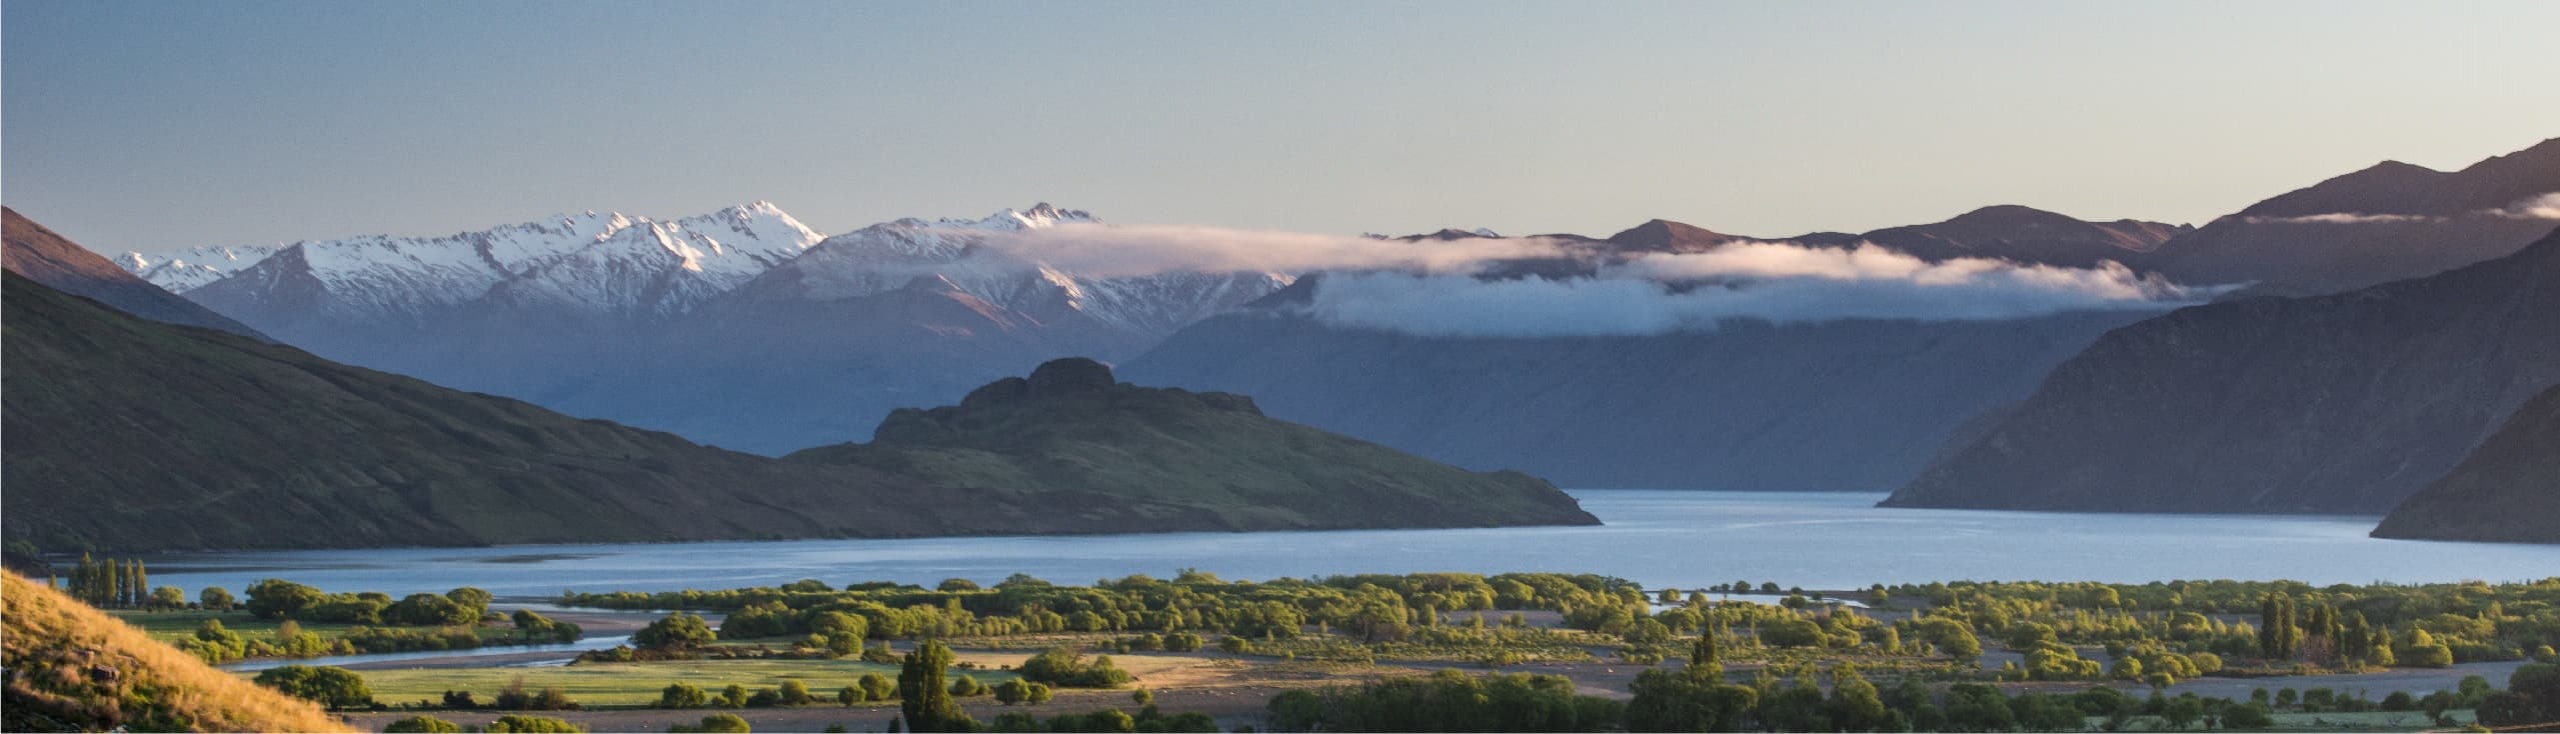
left=139, top=491, right=2559, bottom=598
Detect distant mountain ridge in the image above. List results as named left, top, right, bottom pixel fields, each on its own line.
left=2146, top=138, right=2560, bottom=295
left=1884, top=225, right=2560, bottom=515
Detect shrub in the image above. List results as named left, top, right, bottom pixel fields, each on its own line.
left=1019, top=648, right=1135, bottom=688
left=660, top=682, right=712, bottom=709
left=859, top=672, right=897, bottom=702
left=484, top=714, right=583, bottom=733
left=670, top=713, right=751, bottom=733
left=251, top=665, right=373, bottom=709
left=779, top=679, right=817, bottom=706
left=384, top=715, right=464, bottom=733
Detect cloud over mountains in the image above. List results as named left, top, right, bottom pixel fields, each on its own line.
left=984, top=221, right=2222, bottom=337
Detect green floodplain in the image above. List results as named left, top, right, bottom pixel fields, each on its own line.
left=51, top=562, right=2560, bottom=733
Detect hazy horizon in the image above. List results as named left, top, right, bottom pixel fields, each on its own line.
left=7, top=1, right=2559, bottom=255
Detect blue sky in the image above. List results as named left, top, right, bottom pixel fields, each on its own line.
left=6, top=1, right=2557, bottom=253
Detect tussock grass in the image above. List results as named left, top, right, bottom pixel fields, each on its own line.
left=2, top=570, right=352, bottom=732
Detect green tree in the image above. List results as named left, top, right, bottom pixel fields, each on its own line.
left=1689, top=629, right=1722, bottom=678
left=200, top=586, right=235, bottom=610
left=244, top=578, right=325, bottom=620
left=1825, top=663, right=1888, bottom=732
left=149, top=585, right=186, bottom=609
left=899, top=640, right=974, bottom=732
left=779, top=679, right=817, bottom=706
left=636, top=612, right=717, bottom=651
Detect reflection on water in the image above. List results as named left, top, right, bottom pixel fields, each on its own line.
left=143, top=491, right=2560, bottom=600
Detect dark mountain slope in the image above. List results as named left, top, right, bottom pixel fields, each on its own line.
left=1885, top=226, right=2560, bottom=514
left=2372, top=383, right=2560, bottom=543
left=4, top=272, right=1592, bottom=551
left=790, top=358, right=1598, bottom=530
left=1123, top=309, right=2159, bottom=491
left=2, top=269, right=933, bottom=551
left=2, top=207, right=269, bottom=340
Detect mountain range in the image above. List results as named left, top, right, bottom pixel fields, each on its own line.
left=2, top=212, right=1590, bottom=552
left=71, top=138, right=2560, bottom=540
left=119, top=202, right=1288, bottom=454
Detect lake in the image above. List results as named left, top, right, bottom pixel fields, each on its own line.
left=136, top=490, right=2560, bottom=599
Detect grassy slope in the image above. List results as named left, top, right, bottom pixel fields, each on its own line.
left=1, top=570, right=352, bottom=732
left=790, top=359, right=1599, bottom=530
left=2372, top=382, right=2560, bottom=543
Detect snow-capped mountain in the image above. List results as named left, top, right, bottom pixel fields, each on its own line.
left=749, top=203, right=1292, bottom=336
left=181, top=202, right=821, bottom=327
left=117, top=245, right=281, bottom=292
left=147, top=201, right=1295, bottom=456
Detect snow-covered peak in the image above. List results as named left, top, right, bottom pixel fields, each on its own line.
left=117, top=244, right=283, bottom=292
left=180, top=202, right=828, bottom=321
left=943, top=203, right=1100, bottom=232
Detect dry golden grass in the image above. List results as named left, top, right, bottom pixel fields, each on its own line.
left=3, top=570, right=352, bottom=732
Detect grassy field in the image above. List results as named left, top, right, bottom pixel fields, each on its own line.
left=331, top=658, right=1022, bottom=708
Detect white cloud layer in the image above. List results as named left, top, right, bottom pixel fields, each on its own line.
left=1303, top=246, right=2217, bottom=337
left=979, top=222, right=1560, bottom=278
left=984, top=221, right=2223, bottom=337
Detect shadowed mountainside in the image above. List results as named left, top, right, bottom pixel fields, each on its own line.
left=2372, top=383, right=2560, bottom=543
left=1886, top=226, right=2560, bottom=515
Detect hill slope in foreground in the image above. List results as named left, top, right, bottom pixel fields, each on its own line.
left=2373, top=382, right=2560, bottom=543
left=1, top=570, right=350, bottom=732
left=793, top=357, right=1600, bottom=530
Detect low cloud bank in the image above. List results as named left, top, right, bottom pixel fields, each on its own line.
left=983, top=221, right=2222, bottom=337
left=980, top=222, right=1560, bottom=278
left=1304, top=247, right=2216, bottom=337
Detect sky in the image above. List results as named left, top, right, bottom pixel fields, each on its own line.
left=5, top=1, right=2558, bottom=255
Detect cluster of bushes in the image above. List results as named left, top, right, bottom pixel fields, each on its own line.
left=383, top=714, right=583, bottom=733
left=250, top=665, right=375, bottom=710
left=1892, top=578, right=2560, bottom=668
left=175, top=619, right=349, bottom=663
left=985, top=706, right=1215, bottom=733
left=1100, top=632, right=1203, bottom=654
left=561, top=571, right=1644, bottom=645
left=1614, top=661, right=2281, bottom=733
left=653, top=673, right=920, bottom=710
left=245, top=579, right=493, bottom=627
left=1017, top=647, right=1135, bottom=688
left=1270, top=669, right=1624, bottom=732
